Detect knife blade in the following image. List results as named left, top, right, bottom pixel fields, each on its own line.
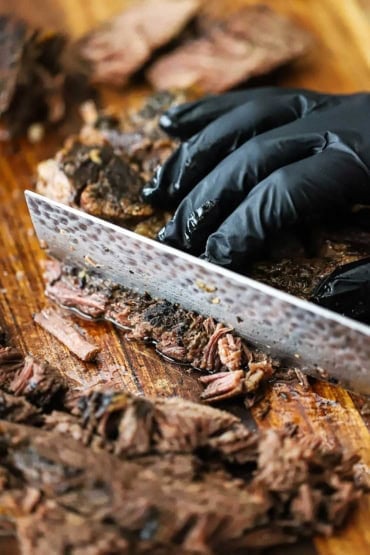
left=25, top=190, right=370, bottom=395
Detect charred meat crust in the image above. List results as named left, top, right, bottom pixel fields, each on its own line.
left=36, top=92, right=181, bottom=236
left=37, top=139, right=153, bottom=224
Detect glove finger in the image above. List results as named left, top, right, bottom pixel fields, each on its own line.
left=143, top=94, right=327, bottom=206
left=158, top=132, right=327, bottom=253
left=311, top=257, right=370, bottom=323
left=160, top=87, right=326, bottom=139
left=203, top=148, right=370, bottom=272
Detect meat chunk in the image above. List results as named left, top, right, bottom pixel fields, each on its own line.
left=37, top=139, right=153, bottom=224
left=0, top=15, right=67, bottom=139
left=34, top=308, right=100, bottom=362
left=0, top=346, right=24, bottom=388
left=200, top=370, right=245, bottom=403
left=78, top=0, right=199, bottom=86
left=70, top=390, right=244, bottom=459
left=147, top=5, right=312, bottom=93
left=9, top=356, right=66, bottom=409
left=0, top=391, right=41, bottom=424
left=46, top=277, right=109, bottom=319
left=37, top=92, right=182, bottom=235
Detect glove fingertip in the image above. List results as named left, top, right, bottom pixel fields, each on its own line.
left=159, top=113, right=177, bottom=133
left=141, top=167, right=168, bottom=206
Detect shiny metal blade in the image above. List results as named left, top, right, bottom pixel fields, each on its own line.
left=26, top=190, right=370, bottom=395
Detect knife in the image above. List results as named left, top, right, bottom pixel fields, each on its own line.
left=25, top=190, right=370, bottom=395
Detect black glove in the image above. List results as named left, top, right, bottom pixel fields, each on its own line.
left=142, top=88, right=370, bottom=273
left=312, top=258, right=370, bottom=324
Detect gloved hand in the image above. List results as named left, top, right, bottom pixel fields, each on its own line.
left=142, top=88, right=370, bottom=273
left=312, top=258, right=370, bottom=324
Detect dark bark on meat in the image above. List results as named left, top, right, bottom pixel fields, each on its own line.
left=37, top=91, right=181, bottom=237
left=37, top=138, right=153, bottom=224
left=77, top=0, right=199, bottom=86
left=34, top=308, right=100, bottom=362
left=147, top=5, right=312, bottom=93
left=44, top=262, right=276, bottom=406
left=0, top=15, right=67, bottom=139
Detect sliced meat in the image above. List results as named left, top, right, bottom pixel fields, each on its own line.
left=147, top=5, right=312, bottom=93
left=34, top=308, right=100, bottom=362
left=78, top=0, right=199, bottom=86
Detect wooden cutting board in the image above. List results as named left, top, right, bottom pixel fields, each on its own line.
left=0, top=1, right=369, bottom=554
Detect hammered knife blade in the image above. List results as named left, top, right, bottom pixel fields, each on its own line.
left=25, top=190, right=370, bottom=395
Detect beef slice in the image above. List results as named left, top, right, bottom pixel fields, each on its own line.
left=78, top=0, right=199, bottom=86
left=147, top=5, right=312, bottom=93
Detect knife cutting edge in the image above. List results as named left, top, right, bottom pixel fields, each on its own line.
left=25, top=190, right=370, bottom=396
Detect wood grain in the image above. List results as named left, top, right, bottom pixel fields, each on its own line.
left=0, top=1, right=369, bottom=554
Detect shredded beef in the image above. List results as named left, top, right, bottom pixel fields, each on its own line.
left=69, top=391, right=246, bottom=460
left=44, top=261, right=276, bottom=405
left=0, top=391, right=41, bottom=425
left=0, top=324, right=365, bottom=553
left=77, top=0, right=199, bottom=86
left=0, top=341, right=66, bottom=411
left=0, top=346, right=24, bottom=388
left=147, top=5, right=312, bottom=93
left=9, top=355, right=66, bottom=409
left=34, top=308, right=100, bottom=362
left=0, top=411, right=365, bottom=555
left=199, top=370, right=245, bottom=403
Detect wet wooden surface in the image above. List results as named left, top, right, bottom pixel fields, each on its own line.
left=0, top=0, right=369, bottom=553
